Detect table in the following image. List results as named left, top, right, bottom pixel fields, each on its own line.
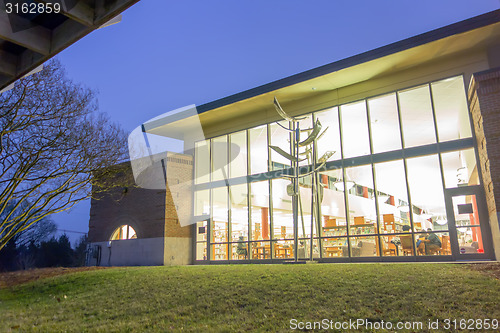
left=252, top=244, right=271, bottom=259
left=274, top=244, right=293, bottom=258
left=324, top=246, right=342, bottom=257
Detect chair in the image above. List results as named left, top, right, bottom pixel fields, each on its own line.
left=426, top=244, right=441, bottom=255
left=236, top=239, right=248, bottom=259
left=440, top=235, right=451, bottom=255
left=275, top=244, right=292, bottom=259
left=400, top=235, right=414, bottom=256
left=376, top=237, right=394, bottom=256
left=387, top=241, right=397, bottom=256
left=359, top=241, right=376, bottom=257
left=341, top=245, right=352, bottom=257
left=252, top=243, right=269, bottom=259
left=344, top=241, right=376, bottom=257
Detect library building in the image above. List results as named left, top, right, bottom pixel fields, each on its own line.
left=89, top=10, right=500, bottom=265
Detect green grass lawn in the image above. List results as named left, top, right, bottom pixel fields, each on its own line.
left=1, top=264, right=499, bottom=332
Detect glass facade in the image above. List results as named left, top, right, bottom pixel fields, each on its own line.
left=193, top=75, right=486, bottom=262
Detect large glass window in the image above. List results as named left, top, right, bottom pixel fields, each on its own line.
left=269, top=120, right=291, bottom=170
left=297, top=175, right=313, bottom=239
left=230, top=131, right=247, bottom=178
left=314, top=107, right=341, bottom=161
left=271, top=178, right=294, bottom=244
left=212, top=136, right=228, bottom=182
left=194, top=189, right=209, bottom=217
left=431, top=76, right=472, bottom=142
left=212, top=186, right=228, bottom=242
left=345, top=165, right=377, bottom=237
left=319, top=169, right=347, bottom=237
left=374, top=160, right=410, bottom=233
left=340, top=101, right=371, bottom=158
left=195, top=220, right=207, bottom=261
left=271, top=178, right=295, bottom=260
left=406, top=155, right=447, bottom=233
left=249, top=125, right=268, bottom=175
left=368, top=93, right=402, bottom=153
left=250, top=180, right=270, bottom=259
left=441, top=148, right=478, bottom=188
left=212, top=186, right=228, bottom=260
left=319, top=168, right=348, bottom=258
left=399, top=85, right=436, bottom=148
left=250, top=181, right=270, bottom=241
left=230, top=184, right=249, bottom=259
left=194, top=140, right=210, bottom=184
left=452, top=194, right=484, bottom=255
left=194, top=75, right=481, bottom=262
left=230, top=184, right=248, bottom=243
left=375, top=159, right=413, bottom=257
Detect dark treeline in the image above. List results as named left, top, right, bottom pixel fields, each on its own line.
left=0, top=234, right=88, bottom=272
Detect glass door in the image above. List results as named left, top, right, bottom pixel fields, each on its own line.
left=445, top=186, right=491, bottom=259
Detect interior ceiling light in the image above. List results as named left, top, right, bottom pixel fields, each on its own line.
left=333, top=168, right=355, bottom=192
left=333, top=180, right=355, bottom=192
left=435, top=216, right=448, bottom=225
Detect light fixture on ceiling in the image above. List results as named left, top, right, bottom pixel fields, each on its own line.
left=333, top=180, right=355, bottom=192
left=435, top=216, right=448, bottom=225
left=419, top=210, right=433, bottom=220
left=333, top=168, right=355, bottom=192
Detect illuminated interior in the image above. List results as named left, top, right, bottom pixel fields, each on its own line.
left=110, top=225, right=137, bottom=241
left=194, top=75, right=484, bottom=261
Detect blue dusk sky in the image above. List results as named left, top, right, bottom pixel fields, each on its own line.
left=52, top=0, right=500, bottom=244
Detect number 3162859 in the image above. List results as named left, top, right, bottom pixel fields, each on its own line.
left=5, top=2, right=61, bottom=14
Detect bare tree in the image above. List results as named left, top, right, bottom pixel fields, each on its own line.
left=6, top=203, right=58, bottom=248
left=0, top=59, right=128, bottom=251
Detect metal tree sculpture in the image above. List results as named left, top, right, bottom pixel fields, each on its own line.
left=269, top=97, right=335, bottom=260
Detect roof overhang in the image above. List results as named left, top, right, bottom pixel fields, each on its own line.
left=0, top=0, right=140, bottom=91
left=144, top=9, right=500, bottom=140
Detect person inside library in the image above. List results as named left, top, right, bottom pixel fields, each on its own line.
left=418, top=228, right=442, bottom=255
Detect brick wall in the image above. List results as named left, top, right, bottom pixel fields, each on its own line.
left=468, top=68, right=500, bottom=213
left=164, top=153, right=193, bottom=238
left=88, top=163, right=166, bottom=242
left=468, top=67, right=500, bottom=259
left=88, top=154, right=194, bottom=243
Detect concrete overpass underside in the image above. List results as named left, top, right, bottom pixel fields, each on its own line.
left=0, top=0, right=139, bottom=91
